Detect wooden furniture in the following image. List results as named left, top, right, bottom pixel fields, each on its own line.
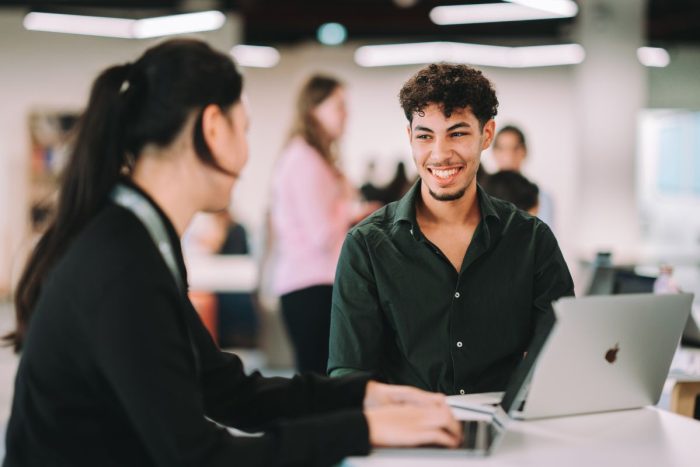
left=671, top=381, right=700, bottom=419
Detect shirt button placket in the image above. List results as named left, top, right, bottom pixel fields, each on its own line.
left=453, top=289, right=464, bottom=396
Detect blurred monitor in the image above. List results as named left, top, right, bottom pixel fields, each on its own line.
left=585, top=266, right=655, bottom=296
left=638, top=109, right=700, bottom=261
left=613, top=269, right=656, bottom=294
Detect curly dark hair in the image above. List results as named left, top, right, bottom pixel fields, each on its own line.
left=399, top=63, right=499, bottom=128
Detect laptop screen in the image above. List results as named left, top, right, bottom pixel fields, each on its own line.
left=499, top=311, right=555, bottom=414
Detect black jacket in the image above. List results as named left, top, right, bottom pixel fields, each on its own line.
left=4, top=185, right=370, bottom=467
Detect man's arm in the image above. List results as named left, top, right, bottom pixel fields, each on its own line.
left=328, top=232, right=385, bottom=378
left=531, top=221, right=575, bottom=339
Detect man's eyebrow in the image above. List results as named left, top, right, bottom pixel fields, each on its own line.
left=413, top=122, right=472, bottom=132
left=447, top=122, right=471, bottom=131
left=413, top=125, right=433, bottom=132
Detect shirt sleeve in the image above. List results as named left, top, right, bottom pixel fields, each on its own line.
left=91, top=270, right=370, bottom=467
left=191, top=298, right=371, bottom=426
left=531, top=221, right=575, bottom=340
left=327, top=232, right=385, bottom=378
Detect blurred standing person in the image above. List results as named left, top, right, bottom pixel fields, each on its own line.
left=271, top=75, right=374, bottom=374
left=491, top=125, right=555, bottom=229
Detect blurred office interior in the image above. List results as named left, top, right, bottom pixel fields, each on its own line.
left=0, top=0, right=699, bottom=436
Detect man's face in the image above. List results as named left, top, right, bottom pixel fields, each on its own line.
left=408, top=103, right=494, bottom=202
left=492, top=131, right=526, bottom=171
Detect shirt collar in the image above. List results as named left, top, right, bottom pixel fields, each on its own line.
left=394, top=179, right=502, bottom=228
left=394, top=179, right=422, bottom=226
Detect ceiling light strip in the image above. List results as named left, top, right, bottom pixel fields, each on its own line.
left=637, top=47, right=670, bottom=68
left=24, top=12, right=134, bottom=38
left=23, top=11, right=226, bottom=39
left=430, top=1, right=577, bottom=26
left=354, top=42, right=585, bottom=68
left=133, top=11, right=226, bottom=39
left=230, top=45, right=280, bottom=68
left=505, top=0, right=578, bottom=17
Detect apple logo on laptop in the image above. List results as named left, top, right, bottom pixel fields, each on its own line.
left=605, top=343, right=620, bottom=364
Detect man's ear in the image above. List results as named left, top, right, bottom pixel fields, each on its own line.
left=406, top=123, right=412, bottom=142
left=481, top=119, right=496, bottom=150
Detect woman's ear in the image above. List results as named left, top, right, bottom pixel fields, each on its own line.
left=201, top=103, right=227, bottom=156
left=198, top=101, right=249, bottom=179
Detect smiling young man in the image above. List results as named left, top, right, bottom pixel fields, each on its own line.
left=327, top=63, right=574, bottom=395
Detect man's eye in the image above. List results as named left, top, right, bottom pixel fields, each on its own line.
left=416, top=134, right=431, bottom=140
left=450, top=132, right=468, bottom=137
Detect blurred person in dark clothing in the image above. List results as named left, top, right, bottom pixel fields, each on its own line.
left=361, top=161, right=414, bottom=206
left=481, top=170, right=540, bottom=215
left=213, top=211, right=259, bottom=348
left=491, top=124, right=555, bottom=228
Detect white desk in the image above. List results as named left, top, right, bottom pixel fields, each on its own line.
left=344, top=407, right=700, bottom=467
left=185, top=254, right=257, bottom=292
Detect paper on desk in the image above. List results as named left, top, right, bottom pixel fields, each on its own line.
left=450, top=407, right=494, bottom=422
left=446, top=392, right=504, bottom=418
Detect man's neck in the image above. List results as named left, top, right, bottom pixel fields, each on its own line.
left=416, top=181, right=480, bottom=228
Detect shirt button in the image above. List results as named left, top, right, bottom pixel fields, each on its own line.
left=460, top=389, right=466, bottom=395
left=456, top=341, right=463, bottom=348
left=454, top=292, right=460, bottom=298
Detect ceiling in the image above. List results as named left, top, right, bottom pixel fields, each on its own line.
left=3, top=0, right=700, bottom=46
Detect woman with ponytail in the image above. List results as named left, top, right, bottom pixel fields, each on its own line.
left=3, top=39, right=460, bottom=467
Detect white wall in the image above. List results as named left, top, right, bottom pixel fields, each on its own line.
left=0, top=9, right=241, bottom=291
left=572, top=0, right=647, bottom=267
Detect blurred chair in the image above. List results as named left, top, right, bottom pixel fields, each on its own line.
left=189, top=291, right=218, bottom=344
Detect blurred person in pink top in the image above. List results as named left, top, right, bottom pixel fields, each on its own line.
left=270, top=74, right=375, bottom=374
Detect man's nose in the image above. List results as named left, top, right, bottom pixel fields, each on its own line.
left=430, top=138, right=451, bottom=163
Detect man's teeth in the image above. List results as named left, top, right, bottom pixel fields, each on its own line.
left=432, top=168, right=459, bottom=179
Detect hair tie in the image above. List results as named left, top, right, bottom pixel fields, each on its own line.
left=119, top=63, right=134, bottom=94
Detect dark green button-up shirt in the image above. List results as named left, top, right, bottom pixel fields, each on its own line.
left=328, top=181, right=574, bottom=395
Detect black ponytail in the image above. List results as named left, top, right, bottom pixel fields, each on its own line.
left=7, top=64, right=131, bottom=352
left=6, top=39, right=243, bottom=352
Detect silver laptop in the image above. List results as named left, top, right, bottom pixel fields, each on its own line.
left=501, top=293, right=694, bottom=420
